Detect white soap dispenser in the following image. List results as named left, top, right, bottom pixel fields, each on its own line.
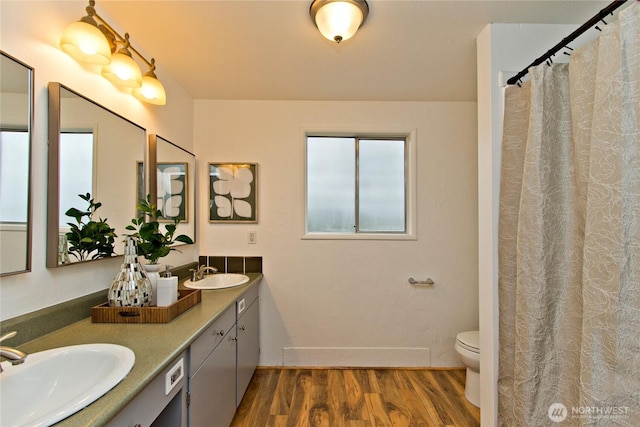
left=156, top=265, right=178, bottom=307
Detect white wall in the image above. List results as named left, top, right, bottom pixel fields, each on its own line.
left=195, top=100, right=478, bottom=367
left=476, top=23, right=585, bottom=426
left=0, top=1, right=197, bottom=321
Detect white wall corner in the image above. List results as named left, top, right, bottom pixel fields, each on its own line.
left=476, top=23, right=499, bottom=427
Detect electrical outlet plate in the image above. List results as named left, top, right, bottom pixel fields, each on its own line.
left=165, top=358, right=184, bottom=395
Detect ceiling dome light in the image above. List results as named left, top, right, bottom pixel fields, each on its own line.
left=310, top=0, right=369, bottom=43
left=60, top=4, right=112, bottom=65
left=101, top=34, right=142, bottom=88
left=133, top=59, right=166, bottom=105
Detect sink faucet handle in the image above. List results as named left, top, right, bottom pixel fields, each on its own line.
left=0, top=331, right=17, bottom=343
left=194, top=265, right=218, bottom=281
left=0, top=331, right=27, bottom=372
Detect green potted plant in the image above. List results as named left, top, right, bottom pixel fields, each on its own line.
left=64, top=193, right=117, bottom=262
left=126, top=195, right=194, bottom=265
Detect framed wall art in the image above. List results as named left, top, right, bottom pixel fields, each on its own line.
left=209, top=163, right=258, bottom=223
left=157, top=162, right=188, bottom=222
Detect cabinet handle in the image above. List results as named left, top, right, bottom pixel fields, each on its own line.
left=239, top=325, right=245, bottom=331
left=231, top=337, right=238, bottom=341
left=216, top=330, right=225, bottom=336
left=408, top=277, right=435, bottom=285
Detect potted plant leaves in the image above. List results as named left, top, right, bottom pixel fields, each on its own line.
left=126, top=195, right=194, bottom=265
left=65, top=193, right=117, bottom=261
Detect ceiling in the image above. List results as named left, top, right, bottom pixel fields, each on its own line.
left=98, top=0, right=611, bottom=102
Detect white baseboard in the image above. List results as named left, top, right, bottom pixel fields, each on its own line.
left=282, top=347, right=431, bottom=367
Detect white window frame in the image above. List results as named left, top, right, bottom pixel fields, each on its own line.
left=302, top=129, right=417, bottom=241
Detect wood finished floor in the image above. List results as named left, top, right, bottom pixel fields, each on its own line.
left=231, top=368, right=480, bottom=427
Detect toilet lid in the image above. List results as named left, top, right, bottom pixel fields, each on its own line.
left=456, top=331, right=479, bottom=352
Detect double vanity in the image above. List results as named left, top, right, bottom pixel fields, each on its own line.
left=1, top=50, right=261, bottom=426
left=2, top=273, right=262, bottom=426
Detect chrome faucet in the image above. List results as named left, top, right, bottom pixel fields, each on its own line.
left=190, top=265, right=218, bottom=281
left=0, top=331, right=27, bottom=372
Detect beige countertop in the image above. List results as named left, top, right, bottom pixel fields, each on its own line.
left=18, top=273, right=263, bottom=427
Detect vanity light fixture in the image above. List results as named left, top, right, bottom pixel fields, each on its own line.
left=310, top=0, right=369, bottom=43
left=60, top=0, right=166, bottom=105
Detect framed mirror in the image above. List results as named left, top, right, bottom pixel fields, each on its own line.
left=47, top=82, right=146, bottom=267
left=0, top=52, right=33, bottom=276
left=148, top=135, right=196, bottom=244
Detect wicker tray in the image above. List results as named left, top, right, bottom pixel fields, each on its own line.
left=91, top=289, right=201, bottom=324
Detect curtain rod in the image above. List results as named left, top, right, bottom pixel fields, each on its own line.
left=506, top=0, right=631, bottom=86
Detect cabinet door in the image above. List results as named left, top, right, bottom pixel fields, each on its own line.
left=236, top=298, right=259, bottom=406
left=189, top=333, right=236, bottom=427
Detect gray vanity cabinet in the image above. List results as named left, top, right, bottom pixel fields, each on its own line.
left=188, top=285, right=260, bottom=427
left=106, top=351, right=187, bottom=427
left=236, top=291, right=259, bottom=406
left=188, top=306, right=236, bottom=427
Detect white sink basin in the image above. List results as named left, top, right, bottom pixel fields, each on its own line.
left=183, top=273, right=250, bottom=290
left=0, top=343, right=135, bottom=427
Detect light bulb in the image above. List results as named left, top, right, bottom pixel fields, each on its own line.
left=133, top=74, right=167, bottom=105
left=60, top=20, right=111, bottom=64
left=102, top=50, right=142, bottom=88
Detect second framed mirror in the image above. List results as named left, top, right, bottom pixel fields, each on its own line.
left=147, top=135, right=196, bottom=244
left=47, top=82, right=146, bottom=267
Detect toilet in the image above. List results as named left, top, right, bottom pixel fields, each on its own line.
left=455, top=330, right=480, bottom=407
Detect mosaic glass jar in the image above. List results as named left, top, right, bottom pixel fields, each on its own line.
left=108, top=237, right=152, bottom=307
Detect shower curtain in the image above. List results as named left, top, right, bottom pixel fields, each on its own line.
left=498, top=2, right=639, bottom=426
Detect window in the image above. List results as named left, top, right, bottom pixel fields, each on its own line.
left=305, top=135, right=413, bottom=238
left=0, top=130, right=30, bottom=222
left=59, top=131, right=95, bottom=227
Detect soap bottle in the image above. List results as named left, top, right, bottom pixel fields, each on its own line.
left=156, top=265, right=178, bottom=307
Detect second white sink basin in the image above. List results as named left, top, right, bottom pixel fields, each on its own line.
left=0, top=343, right=135, bottom=427
left=183, top=273, right=250, bottom=290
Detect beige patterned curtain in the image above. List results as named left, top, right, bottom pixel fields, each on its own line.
left=498, top=3, right=640, bottom=425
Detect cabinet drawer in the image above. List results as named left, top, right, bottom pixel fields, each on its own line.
left=236, top=285, right=258, bottom=319
left=190, top=306, right=235, bottom=374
